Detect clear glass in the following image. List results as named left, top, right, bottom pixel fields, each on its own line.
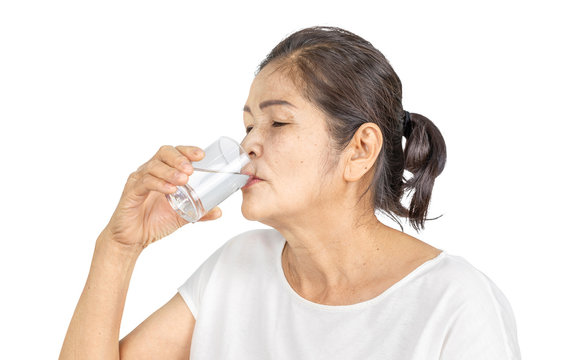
left=166, top=136, right=251, bottom=222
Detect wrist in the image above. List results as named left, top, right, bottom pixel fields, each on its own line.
left=96, top=228, right=144, bottom=260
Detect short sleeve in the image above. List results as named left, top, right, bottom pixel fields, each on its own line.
left=177, top=242, right=228, bottom=319
left=439, top=273, right=521, bottom=360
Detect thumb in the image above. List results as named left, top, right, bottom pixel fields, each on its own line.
left=198, top=206, right=222, bottom=221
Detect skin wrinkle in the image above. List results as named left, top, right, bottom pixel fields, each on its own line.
left=243, top=99, right=296, bottom=114
left=240, top=62, right=441, bottom=305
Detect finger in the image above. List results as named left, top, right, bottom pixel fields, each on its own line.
left=175, top=145, right=205, bottom=163
left=156, top=145, right=203, bottom=175
left=131, top=172, right=177, bottom=197
left=198, top=206, right=222, bottom=221
left=145, top=158, right=189, bottom=187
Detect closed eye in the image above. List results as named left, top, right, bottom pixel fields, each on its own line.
left=245, top=122, right=288, bottom=134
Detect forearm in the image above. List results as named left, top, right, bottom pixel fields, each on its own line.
left=59, top=230, right=142, bottom=359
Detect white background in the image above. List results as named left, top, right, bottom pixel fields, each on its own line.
left=0, top=0, right=574, bottom=358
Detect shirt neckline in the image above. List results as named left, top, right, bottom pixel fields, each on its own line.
left=274, top=237, right=447, bottom=312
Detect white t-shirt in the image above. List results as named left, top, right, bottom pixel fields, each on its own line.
left=178, top=229, right=521, bottom=359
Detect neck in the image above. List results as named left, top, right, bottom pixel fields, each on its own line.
left=276, top=210, right=405, bottom=292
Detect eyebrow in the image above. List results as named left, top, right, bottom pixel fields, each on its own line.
left=243, top=99, right=296, bottom=113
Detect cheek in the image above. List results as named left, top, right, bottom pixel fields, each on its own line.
left=269, top=131, right=332, bottom=184
left=283, top=156, right=329, bottom=193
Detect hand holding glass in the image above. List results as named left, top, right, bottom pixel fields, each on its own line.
left=166, top=136, right=251, bottom=222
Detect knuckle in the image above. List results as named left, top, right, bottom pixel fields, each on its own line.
left=149, top=159, right=166, bottom=174
left=127, top=171, right=140, bottom=182
left=141, top=173, right=155, bottom=186
left=159, top=145, right=173, bottom=154
left=147, top=158, right=160, bottom=168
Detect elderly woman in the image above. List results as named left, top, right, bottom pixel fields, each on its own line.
left=60, top=27, right=521, bottom=359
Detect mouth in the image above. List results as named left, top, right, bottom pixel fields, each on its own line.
left=242, top=174, right=264, bottom=189
left=241, top=169, right=262, bottom=180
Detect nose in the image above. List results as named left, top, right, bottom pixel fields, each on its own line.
left=240, top=133, right=261, bottom=160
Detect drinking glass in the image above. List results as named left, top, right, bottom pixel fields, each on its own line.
left=166, top=136, right=251, bottom=222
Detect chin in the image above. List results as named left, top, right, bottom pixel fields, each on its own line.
left=241, top=201, right=278, bottom=225
left=240, top=208, right=256, bottom=221
left=240, top=201, right=260, bottom=221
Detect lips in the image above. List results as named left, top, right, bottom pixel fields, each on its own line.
left=241, top=170, right=262, bottom=181
left=242, top=174, right=263, bottom=189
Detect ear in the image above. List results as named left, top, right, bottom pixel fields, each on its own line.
left=344, top=123, right=383, bottom=182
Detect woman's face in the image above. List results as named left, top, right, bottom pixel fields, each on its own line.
left=240, top=64, right=344, bottom=227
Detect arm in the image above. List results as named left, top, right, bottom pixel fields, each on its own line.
left=59, top=234, right=198, bottom=359
left=59, top=145, right=219, bottom=359
left=119, top=293, right=195, bottom=359
left=59, top=231, right=142, bottom=359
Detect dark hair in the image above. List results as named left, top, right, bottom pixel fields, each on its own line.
left=258, top=26, right=447, bottom=232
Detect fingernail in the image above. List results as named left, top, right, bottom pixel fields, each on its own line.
left=181, top=162, right=193, bottom=172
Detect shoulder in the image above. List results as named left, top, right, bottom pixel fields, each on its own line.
left=428, top=253, right=521, bottom=358
left=427, top=253, right=519, bottom=336
left=430, top=253, right=510, bottom=305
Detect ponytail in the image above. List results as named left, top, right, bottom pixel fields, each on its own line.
left=401, top=112, right=447, bottom=231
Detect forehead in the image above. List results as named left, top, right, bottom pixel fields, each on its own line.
left=244, top=63, right=333, bottom=137
left=248, top=64, right=303, bottom=102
